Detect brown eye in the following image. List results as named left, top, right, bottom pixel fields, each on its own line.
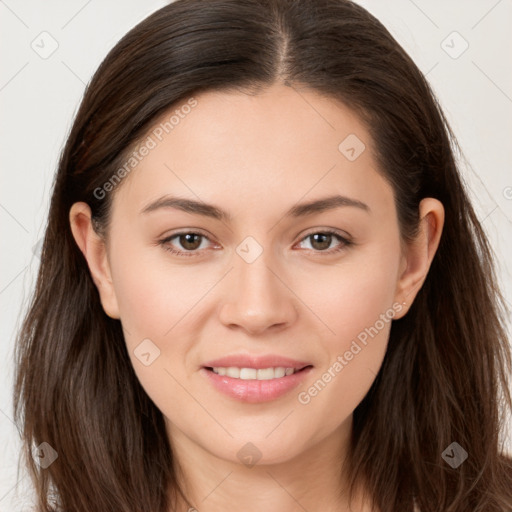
left=297, top=230, right=353, bottom=255
left=309, top=233, right=333, bottom=251
left=178, top=233, right=203, bottom=251
left=159, top=231, right=212, bottom=257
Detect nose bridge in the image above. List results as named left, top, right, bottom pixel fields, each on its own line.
left=218, top=238, right=296, bottom=333
left=236, top=248, right=278, bottom=303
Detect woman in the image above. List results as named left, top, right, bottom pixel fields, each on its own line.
left=13, top=0, right=512, bottom=510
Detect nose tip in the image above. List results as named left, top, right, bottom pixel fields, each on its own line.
left=219, top=285, right=293, bottom=334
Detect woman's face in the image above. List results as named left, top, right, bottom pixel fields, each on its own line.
left=77, top=83, right=430, bottom=466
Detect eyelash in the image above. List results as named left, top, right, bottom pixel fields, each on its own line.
left=158, top=229, right=353, bottom=258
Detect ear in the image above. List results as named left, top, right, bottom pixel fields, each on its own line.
left=69, top=202, right=120, bottom=319
left=393, top=197, right=445, bottom=319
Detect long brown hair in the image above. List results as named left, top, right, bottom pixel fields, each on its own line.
left=13, top=0, right=512, bottom=510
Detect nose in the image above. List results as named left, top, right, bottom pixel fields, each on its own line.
left=218, top=251, right=298, bottom=335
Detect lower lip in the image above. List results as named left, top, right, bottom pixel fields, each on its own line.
left=200, top=366, right=313, bottom=403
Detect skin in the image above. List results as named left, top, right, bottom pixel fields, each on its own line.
left=70, top=82, right=444, bottom=512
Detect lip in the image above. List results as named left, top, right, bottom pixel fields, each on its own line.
left=200, top=353, right=313, bottom=403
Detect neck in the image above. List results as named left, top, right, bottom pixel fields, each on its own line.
left=166, top=415, right=375, bottom=512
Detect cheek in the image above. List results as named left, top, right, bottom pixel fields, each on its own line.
left=109, top=247, right=218, bottom=393
left=293, top=243, right=399, bottom=417
left=294, top=241, right=401, bottom=347
left=110, top=241, right=210, bottom=340
left=110, top=256, right=204, bottom=413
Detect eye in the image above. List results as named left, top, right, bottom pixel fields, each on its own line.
left=158, top=229, right=353, bottom=258
left=159, top=231, right=214, bottom=257
left=296, top=229, right=353, bottom=254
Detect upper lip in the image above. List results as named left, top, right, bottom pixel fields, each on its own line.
left=202, top=354, right=312, bottom=370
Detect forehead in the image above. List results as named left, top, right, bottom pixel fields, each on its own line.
left=111, top=83, right=394, bottom=221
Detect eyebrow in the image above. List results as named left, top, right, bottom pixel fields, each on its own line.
left=140, top=194, right=370, bottom=221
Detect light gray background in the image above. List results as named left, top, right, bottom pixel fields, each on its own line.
left=1, top=1, right=511, bottom=510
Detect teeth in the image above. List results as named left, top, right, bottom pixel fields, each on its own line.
left=256, top=368, right=275, bottom=380
left=240, top=368, right=257, bottom=379
left=211, top=366, right=298, bottom=380
left=226, top=367, right=240, bottom=378
left=274, top=367, right=285, bottom=378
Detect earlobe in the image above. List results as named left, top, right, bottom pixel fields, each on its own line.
left=393, top=198, right=445, bottom=318
left=69, top=202, right=120, bottom=319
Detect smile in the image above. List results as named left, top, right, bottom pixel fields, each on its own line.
left=201, top=365, right=313, bottom=403
left=209, top=366, right=301, bottom=380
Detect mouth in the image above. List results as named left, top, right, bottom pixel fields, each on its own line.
left=200, top=357, right=314, bottom=403
left=203, top=365, right=312, bottom=380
